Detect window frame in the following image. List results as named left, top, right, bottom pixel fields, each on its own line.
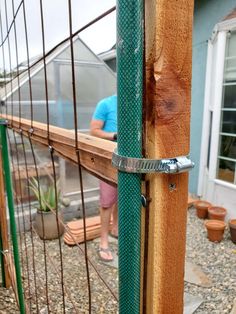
left=198, top=17, right=236, bottom=195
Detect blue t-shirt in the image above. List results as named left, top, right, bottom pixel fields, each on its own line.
left=92, top=95, right=117, bottom=132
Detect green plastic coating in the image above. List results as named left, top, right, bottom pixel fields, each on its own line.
left=0, top=121, right=26, bottom=313
left=0, top=129, right=6, bottom=288
left=0, top=128, right=6, bottom=288
left=117, top=1, right=143, bottom=313
left=0, top=229, right=6, bottom=287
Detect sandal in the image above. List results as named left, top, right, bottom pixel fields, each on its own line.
left=109, top=232, right=118, bottom=240
left=98, top=247, right=114, bottom=262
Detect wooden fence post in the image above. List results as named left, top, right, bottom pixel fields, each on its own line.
left=0, top=151, right=11, bottom=288
left=144, top=0, right=194, bottom=313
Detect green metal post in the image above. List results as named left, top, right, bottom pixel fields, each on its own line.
left=0, top=229, right=6, bottom=287
left=0, top=120, right=25, bottom=313
left=0, top=128, right=6, bottom=288
left=117, top=1, right=143, bottom=313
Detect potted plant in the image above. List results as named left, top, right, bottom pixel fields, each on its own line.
left=30, top=178, right=64, bottom=240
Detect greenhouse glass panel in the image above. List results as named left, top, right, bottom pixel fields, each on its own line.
left=1, top=37, right=116, bottom=131
left=0, top=36, right=116, bottom=205
left=62, top=160, right=99, bottom=194
left=57, top=38, right=99, bottom=63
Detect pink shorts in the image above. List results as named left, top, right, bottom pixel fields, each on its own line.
left=99, top=180, right=117, bottom=208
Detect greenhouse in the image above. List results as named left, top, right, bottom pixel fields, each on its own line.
left=0, top=35, right=116, bottom=130
left=0, top=35, right=116, bottom=206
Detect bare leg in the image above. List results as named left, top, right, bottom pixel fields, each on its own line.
left=111, top=203, right=118, bottom=237
left=99, top=206, right=113, bottom=260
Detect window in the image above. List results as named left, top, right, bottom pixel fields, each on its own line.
left=217, top=31, right=236, bottom=184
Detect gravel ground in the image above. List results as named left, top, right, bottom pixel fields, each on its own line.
left=185, top=206, right=236, bottom=314
left=0, top=231, right=118, bottom=314
left=0, top=287, right=19, bottom=313
left=1, top=206, right=236, bottom=313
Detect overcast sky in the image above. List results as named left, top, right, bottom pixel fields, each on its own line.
left=0, top=0, right=116, bottom=71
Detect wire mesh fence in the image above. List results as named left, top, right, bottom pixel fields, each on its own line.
left=0, top=1, right=118, bottom=313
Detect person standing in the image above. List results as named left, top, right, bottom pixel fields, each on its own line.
left=90, top=94, right=117, bottom=262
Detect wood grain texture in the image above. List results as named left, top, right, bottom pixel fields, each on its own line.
left=144, top=1, right=194, bottom=313
left=63, top=215, right=113, bottom=244
left=145, top=0, right=193, bottom=158
left=0, top=152, right=11, bottom=288
left=0, top=114, right=117, bottom=186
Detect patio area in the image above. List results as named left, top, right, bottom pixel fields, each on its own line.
left=1, top=205, right=236, bottom=313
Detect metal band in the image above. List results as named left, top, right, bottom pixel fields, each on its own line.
left=0, top=119, right=7, bottom=125
left=112, top=149, right=194, bottom=174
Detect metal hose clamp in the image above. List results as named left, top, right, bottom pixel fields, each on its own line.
left=112, top=149, right=194, bottom=174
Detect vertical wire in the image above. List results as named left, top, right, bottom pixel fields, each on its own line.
left=20, top=132, right=39, bottom=313
left=6, top=130, right=26, bottom=298
left=39, top=0, right=50, bottom=139
left=49, top=148, right=66, bottom=313
left=11, top=0, right=22, bottom=127
left=67, top=1, right=91, bottom=312
left=39, top=0, right=66, bottom=311
left=30, top=220, right=81, bottom=314
left=27, top=134, right=50, bottom=313
left=0, top=3, right=121, bottom=311
left=12, top=130, right=32, bottom=310
left=4, top=0, right=14, bottom=125
left=22, top=0, right=34, bottom=128
left=68, top=0, right=78, bottom=138
left=0, top=7, right=8, bottom=117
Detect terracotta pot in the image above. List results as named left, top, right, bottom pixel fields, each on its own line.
left=205, top=220, right=226, bottom=243
left=194, top=200, right=212, bottom=219
left=229, top=219, right=236, bottom=244
left=208, top=206, right=227, bottom=221
left=35, top=210, right=64, bottom=240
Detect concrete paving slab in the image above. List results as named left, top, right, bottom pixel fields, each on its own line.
left=185, top=260, right=212, bottom=287
left=184, top=293, right=203, bottom=314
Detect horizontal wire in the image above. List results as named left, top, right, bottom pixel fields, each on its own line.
left=3, top=5, right=116, bottom=83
